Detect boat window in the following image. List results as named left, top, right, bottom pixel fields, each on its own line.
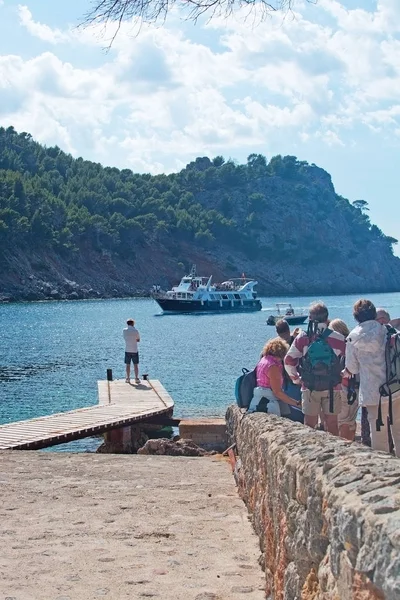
left=234, top=294, right=240, bottom=299
left=222, top=294, right=228, bottom=300
left=240, top=294, right=246, bottom=299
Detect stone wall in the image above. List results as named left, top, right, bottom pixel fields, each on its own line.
left=226, top=405, right=400, bottom=600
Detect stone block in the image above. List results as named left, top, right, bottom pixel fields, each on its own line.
left=179, top=419, right=228, bottom=451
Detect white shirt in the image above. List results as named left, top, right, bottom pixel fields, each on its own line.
left=123, top=326, right=140, bottom=353
left=346, top=320, right=387, bottom=406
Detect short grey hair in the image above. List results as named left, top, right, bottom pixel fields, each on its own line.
left=376, top=308, right=391, bottom=324
left=309, top=301, right=329, bottom=323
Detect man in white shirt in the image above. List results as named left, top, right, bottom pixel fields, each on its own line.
left=123, top=319, right=141, bottom=384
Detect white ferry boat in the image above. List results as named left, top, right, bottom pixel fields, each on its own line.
left=152, top=265, right=262, bottom=313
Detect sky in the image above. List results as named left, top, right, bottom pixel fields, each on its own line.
left=0, top=0, right=399, bottom=253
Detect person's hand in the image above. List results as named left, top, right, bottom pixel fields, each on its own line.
left=341, top=368, right=351, bottom=378
left=292, top=378, right=302, bottom=386
left=292, top=327, right=300, bottom=338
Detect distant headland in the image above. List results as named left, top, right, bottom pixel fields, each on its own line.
left=1, top=126, right=399, bottom=302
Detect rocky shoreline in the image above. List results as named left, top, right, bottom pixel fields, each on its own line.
left=2, top=244, right=400, bottom=304
left=0, top=279, right=151, bottom=303
left=2, top=275, right=400, bottom=304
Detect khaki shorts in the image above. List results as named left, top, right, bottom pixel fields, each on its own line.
left=337, top=389, right=359, bottom=430
left=302, top=389, right=342, bottom=417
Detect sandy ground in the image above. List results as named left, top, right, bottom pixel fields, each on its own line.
left=0, top=452, right=265, bottom=600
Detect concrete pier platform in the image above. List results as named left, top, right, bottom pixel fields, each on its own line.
left=0, top=452, right=265, bottom=600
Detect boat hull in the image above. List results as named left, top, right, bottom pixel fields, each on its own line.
left=155, top=298, right=262, bottom=313
left=267, top=315, right=308, bottom=325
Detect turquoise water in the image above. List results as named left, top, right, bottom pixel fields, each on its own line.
left=1, top=292, right=400, bottom=451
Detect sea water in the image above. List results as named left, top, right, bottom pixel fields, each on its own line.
left=1, top=292, right=400, bottom=451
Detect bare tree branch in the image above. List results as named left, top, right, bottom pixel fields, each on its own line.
left=81, top=0, right=315, bottom=32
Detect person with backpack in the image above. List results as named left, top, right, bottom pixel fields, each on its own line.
left=284, top=301, right=345, bottom=436
left=329, top=318, right=359, bottom=441
left=344, top=299, right=400, bottom=456
left=360, top=308, right=395, bottom=447
left=247, top=338, right=301, bottom=416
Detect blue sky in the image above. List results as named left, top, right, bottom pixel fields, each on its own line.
left=0, top=0, right=399, bottom=254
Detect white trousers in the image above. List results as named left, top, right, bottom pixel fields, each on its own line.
left=248, top=387, right=281, bottom=416
left=366, top=397, right=400, bottom=458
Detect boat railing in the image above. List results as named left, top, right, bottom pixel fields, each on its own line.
left=214, top=279, right=254, bottom=291
left=214, top=285, right=240, bottom=292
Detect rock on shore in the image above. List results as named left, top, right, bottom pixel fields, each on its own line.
left=138, top=438, right=217, bottom=456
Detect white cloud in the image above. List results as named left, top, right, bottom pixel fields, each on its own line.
left=17, top=5, right=70, bottom=44
left=0, top=0, right=398, bottom=173
left=316, top=129, right=344, bottom=146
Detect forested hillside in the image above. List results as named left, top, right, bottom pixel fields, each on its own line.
left=0, top=125, right=399, bottom=301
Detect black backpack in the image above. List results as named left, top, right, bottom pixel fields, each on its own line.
left=377, top=330, right=400, bottom=431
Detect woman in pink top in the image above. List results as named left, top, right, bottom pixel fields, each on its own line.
left=248, top=338, right=301, bottom=416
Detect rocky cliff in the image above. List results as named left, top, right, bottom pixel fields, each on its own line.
left=1, top=127, right=399, bottom=302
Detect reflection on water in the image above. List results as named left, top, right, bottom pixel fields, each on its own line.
left=0, top=362, right=75, bottom=382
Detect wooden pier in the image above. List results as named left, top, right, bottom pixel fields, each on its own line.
left=0, top=379, right=174, bottom=450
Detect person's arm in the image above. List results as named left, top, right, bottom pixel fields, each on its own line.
left=284, top=333, right=306, bottom=383
left=344, top=342, right=360, bottom=376
left=390, top=318, right=400, bottom=330
left=136, top=330, right=140, bottom=343
left=269, top=365, right=300, bottom=407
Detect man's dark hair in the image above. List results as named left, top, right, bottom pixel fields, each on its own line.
left=276, top=319, right=290, bottom=335
left=127, top=319, right=134, bottom=326
left=353, top=299, right=377, bottom=323
left=309, top=301, right=329, bottom=323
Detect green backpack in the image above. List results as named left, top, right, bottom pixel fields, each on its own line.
left=299, top=323, right=342, bottom=412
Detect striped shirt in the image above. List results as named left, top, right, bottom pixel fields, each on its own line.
left=284, top=324, right=346, bottom=391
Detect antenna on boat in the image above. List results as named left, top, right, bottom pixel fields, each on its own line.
left=190, top=264, right=196, bottom=278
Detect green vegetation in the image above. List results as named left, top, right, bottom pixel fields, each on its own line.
left=0, top=126, right=397, bottom=267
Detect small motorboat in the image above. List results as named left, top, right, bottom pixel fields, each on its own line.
left=266, top=303, right=308, bottom=326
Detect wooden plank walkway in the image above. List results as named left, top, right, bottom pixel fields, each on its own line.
left=0, top=379, right=174, bottom=450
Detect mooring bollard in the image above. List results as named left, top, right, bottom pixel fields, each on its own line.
left=106, top=369, right=113, bottom=382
